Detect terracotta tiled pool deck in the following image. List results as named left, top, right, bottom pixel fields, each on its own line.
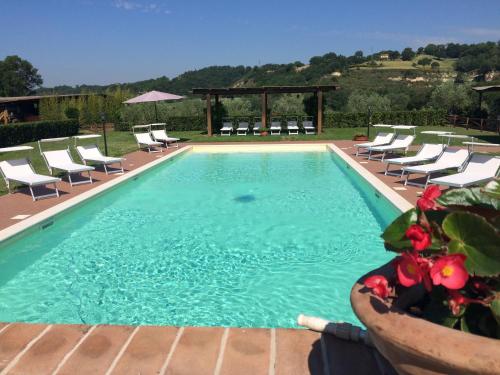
left=1, top=140, right=488, bottom=374
left=0, top=322, right=396, bottom=375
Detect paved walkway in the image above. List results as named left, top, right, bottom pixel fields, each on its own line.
left=0, top=323, right=394, bottom=375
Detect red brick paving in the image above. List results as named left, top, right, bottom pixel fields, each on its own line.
left=0, top=324, right=393, bottom=374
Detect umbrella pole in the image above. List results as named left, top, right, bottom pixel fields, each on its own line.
left=154, top=102, right=158, bottom=122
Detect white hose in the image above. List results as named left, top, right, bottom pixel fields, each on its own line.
left=297, top=314, right=373, bottom=347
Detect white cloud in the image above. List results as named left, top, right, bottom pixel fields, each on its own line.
left=112, top=0, right=171, bottom=14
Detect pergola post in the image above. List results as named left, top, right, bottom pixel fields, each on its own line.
left=206, top=94, right=212, bottom=136
left=478, top=92, right=483, bottom=112
left=317, top=90, right=323, bottom=133
left=261, top=92, right=268, bottom=128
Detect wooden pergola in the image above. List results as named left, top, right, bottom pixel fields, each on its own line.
left=472, top=85, right=500, bottom=110
left=192, top=85, right=339, bottom=136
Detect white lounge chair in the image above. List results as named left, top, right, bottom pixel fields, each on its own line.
left=403, top=148, right=470, bottom=188
left=367, top=134, right=415, bottom=161
left=76, top=144, right=124, bottom=175
left=429, top=154, right=500, bottom=188
left=355, top=132, right=395, bottom=156
left=134, top=132, right=163, bottom=153
left=287, top=120, right=299, bottom=135
left=302, top=120, right=315, bottom=135
left=384, top=143, right=445, bottom=176
left=253, top=121, right=262, bottom=135
left=0, top=155, right=61, bottom=201
left=41, top=148, right=94, bottom=186
left=220, top=122, right=233, bottom=136
left=270, top=121, right=281, bottom=135
left=236, top=121, right=249, bottom=136
left=151, top=129, right=180, bottom=148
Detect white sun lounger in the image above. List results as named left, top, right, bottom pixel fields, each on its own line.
left=76, top=144, right=124, bottom=175
left=287, top=120, right=299, bottom=135
left=384, top=143, right=445, bottom=176
left=220, top=122, right=233, bottom=136
left=403, top=148, right=470, bottom=188
left=253, top=121, right=262, bottom=135
left=367, top=134, right=415, bottom=161
left=0, top=151, right=61, bottom=201
left=270, top=121, right=281, bottom=135
left=429, top=154, right=500, bottom=188
left=302, top=120, right=315, bottom=135
left=355, top=132, right=395, bottom=156
left=41, top=148, right=94, bottom=186
left=151, top=129, right=180, bottom=148
left=134, top=132, right=163, bottom=153
left=236, top=121, right=249, bottom=136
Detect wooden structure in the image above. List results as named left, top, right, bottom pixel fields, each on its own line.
left=0, top=94, right=95, bottom=122
left=472, top=85, right=500, bottom=111
left=192, top=85, right=339, bottom=136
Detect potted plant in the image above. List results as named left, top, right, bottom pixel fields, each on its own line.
left=260, top=127, right=269, bottom=136
left=353, top=133, right=369, bottom=141
left=351, top=181, right=500, bottom=375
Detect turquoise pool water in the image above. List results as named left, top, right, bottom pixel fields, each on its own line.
left=0, top=150, right=397, bottom=328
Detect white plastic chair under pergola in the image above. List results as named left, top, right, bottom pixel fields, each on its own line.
left=0, top=145, right=61, bottom=201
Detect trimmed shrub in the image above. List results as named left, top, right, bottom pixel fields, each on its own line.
left=0, top=120, right=79, bottom=147
left=324, top=109, right=447, bottom=128
left=116, top=116, right=206, bottom=132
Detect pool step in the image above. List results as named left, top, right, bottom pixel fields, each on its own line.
left=0, top=322, right=395, bottom=375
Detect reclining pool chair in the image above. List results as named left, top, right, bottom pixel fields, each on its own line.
left=76, top=144, right=124, bottom=175
left=383, top=143, right=445, bottom=177
left=151, top=129, right=180, bottom=148
left=0, top=158, right=61, bottom=201
left=429, top=153, right=500, bottom=188
left=41, top=148, right=94, bottom=186
left=367, top=134, right=415, bottom=161
left=355, top=132, right=395, bottom=157
left=403, top=148, right=470, bottom=188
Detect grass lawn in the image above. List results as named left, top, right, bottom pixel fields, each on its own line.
left=0, top=126, right=498, bottom=196
left=355, top=55, right=456, bottom=72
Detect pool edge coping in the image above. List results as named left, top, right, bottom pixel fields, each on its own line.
left=327, top=144, right=413, bottom=213
left=0, top=146, right=193, bottom=243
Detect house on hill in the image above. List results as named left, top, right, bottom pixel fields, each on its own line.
left=379, top=53, right=390, bottom=61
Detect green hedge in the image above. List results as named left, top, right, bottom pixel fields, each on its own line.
left=0, top=120, right=80, bottom=148
left=116, top=116, right=206, bottom=132
left=325, top=109, right=447, bottom=128
left=115, top=110, right=447, bottom=132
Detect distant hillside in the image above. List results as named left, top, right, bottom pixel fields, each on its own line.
left=37, top=41, right=500, bottom=96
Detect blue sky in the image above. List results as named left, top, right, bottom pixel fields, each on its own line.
left=2, top=0, right=500, bottom=86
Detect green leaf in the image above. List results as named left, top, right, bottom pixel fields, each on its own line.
left=443, top=212, right=500, bottom=276
left=381, top=208, right=417, bottom=252
left=463, top=303, right=498, bottom=339
left=484, top=180, right=500, bottom=200
left=423, top=288, right=459, bottom=328
left=492, top=297, right=500, bottom=326
left=437, top=186, right=499, bottom=210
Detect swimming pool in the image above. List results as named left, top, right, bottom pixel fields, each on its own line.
left=0, top=146, right=398, bottom=328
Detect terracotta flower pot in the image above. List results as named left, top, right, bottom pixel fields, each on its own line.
left=260, top=131, right=269, bottom=136
left=350, top=263, right=500, bottom=375
left=353, top=135, right=369, bottom=141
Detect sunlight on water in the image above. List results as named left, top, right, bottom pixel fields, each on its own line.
left=0, top=151, right=397, bottom=328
